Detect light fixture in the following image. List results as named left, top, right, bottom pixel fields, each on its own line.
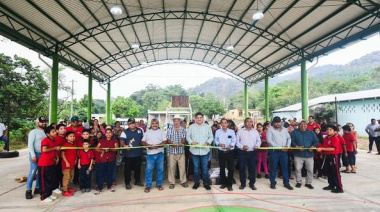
left=252, top=10, right=264, bottom=20
left=131, top=44, right=139, bottom=49
left=110, top=5, right=122, bottom=15
left=226, top=45, right=234, bottom=51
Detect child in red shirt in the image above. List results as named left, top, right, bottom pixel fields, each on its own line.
left=342, top=125, right=357, bottom=173
left=38, top=126, right=60, bottom=202
left=61, top=131, right=77, bottom=197
left=316, top=125, right=343, bottom=193
left=78, top=139, right=94, bottom=193
left=51, top=124, right=66, bottom=195
left=335, top=130, right=347, bottom=169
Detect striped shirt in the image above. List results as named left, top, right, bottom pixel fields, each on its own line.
left=167, top=126, right=186, bottom=154
left=186, top=123, right=213, bottom=156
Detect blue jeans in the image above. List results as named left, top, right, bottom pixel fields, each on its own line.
left=145, top=153, right=164, bottom=188
left=0, top=135, right=8, bottom=150
left=269, top=151, right=289, bottom=185
left=192, top=153, right=210, bottom=186
left=26, top=152, right=41, bottom=190
left=79, top=164, right=92, bottom=189
left=98, top=161, right=116, bottom=190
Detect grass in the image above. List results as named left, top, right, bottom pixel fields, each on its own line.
left=0, top=140, right=28, bottom=151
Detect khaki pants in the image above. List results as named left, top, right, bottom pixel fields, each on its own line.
left=168, top=153, right=187, bottom=184
left=62, top=169, right=74, bottom=192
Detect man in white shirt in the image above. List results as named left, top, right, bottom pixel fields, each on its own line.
left=365, top=118, right=379, bottom=153
left=236, top=118, right=261, bottom=190
left=141, top=119, right=167, bottom=193
left=0, top=119, right=8, bottom=151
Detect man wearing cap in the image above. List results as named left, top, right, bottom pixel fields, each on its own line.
left=25, top=116, right=47, bottom=199
left=120, top=118, right=145, bottom=190
left=66, top=116, right=84, bottom=147
left=291, top=120, right=319, bottom=189
left=267, top=116, right=293, bottom=190
left=186, top=112, right=213, bottom=190
left=167, top=115, right=188, bottom=189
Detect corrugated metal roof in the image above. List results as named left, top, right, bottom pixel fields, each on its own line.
left=0, top=0, right=378, bottom=83
left=274, top=89, right=380, bottom=112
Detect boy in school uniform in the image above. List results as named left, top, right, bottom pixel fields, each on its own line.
left=316, top=125, right=344, bottom=193
left=335, top=129, right=347, bottom=169
left=38, top=126, right=61, bottom=202
left=51, top=124, right=66, bottom=195
left=61, top=131, right=78, bottom=197
left=78, top=139, right=94, bottom=193
left=342, top=125, right=357, bottom=173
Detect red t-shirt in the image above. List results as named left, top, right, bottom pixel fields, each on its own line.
left=54, top=135, right=66, bottom=157
left=77, top=138, right=94, bottom=148
left=307, top=123, right=321, bottom=131
left=79, top=149, right=94, bottom=165
left=343, top=133, right=356, bottom=152
left=98, top=138, right=118, bottom=163
left=323, top=135, right=340, bottom=155
left=61, top=141, right=77, bottom=170
left=38, top=137, right=57, bottom=167
left=337, top=135, right=345, bottom=154
left=66, top=126, right=84, bottom=147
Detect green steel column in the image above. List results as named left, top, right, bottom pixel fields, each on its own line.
left=244, top=83, right=248, bottom=118
left=106, top=82, right=111, bottom=124
left=301, top=59, right=309, bottom=119
left=265, top=76, right=270, bottom=121
left=49, top=54, right=59, bottom=124
left=87, top=72, right=92, bottom=122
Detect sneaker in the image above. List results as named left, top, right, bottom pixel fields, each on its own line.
left=34, top=188, right=40, bottom=195
left=323, top=186, right=334, bottom=190
left=265, top=174, right=269, bottom=179
left=25, top=190, right=33, bottom=199
left=284, top=184, right=294, bottom=190
left=204, top=185, right=211, bottom=190
left=305, top=184, right=314, bottom=189
left=41, top=197, right=53, bottom=203
left=81, top=189, right=86, bottom=193
left=331, top=188, right=344, bottom=193
left=62, top=191, right=73, bottom=197
left=126, top=184, right=132, bottom=190
left=53, top=188, right=62, bottom=194
left=49, top=195, right=57, bottom=200
left=295, top=183, right=301, bottom=188
left=68, top=188, right=77, bottom=193
left=270, top=184, right=276, bottom=189
left=257, top=174, right=262, bottom=179
left=192, top=183, right=200, bottom=190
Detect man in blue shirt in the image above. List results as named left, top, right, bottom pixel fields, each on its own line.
left=214, top=118, right=236, bottom=191
left=291, top=120, right=319, bottom=189
left=120, top=118, right=144, bottom=190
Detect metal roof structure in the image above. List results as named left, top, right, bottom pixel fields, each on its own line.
left=0, top=0, right=379, bottom=84
left=273, top=88, right=380, bottom=112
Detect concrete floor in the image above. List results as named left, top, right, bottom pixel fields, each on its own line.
left=1, top=149, right=379, bottom=212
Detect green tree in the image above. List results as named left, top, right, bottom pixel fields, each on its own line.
left=189, top=94, right=225, bottom=118
left=111, top=97, right=141, bottom=118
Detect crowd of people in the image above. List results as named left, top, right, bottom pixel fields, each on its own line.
left=24, top=113, right=377, bottom=203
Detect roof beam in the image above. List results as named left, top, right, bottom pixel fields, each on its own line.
left=162, top=0, right=168, bottom=59
left=190, top=0, right=212, bottom=60
left=178, top=0, right=188, bottom=59
left=136, top=0, right=157, bottom=61
left=201, top=0, right=237, bottom=63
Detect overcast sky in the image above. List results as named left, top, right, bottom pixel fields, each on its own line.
left=0, top=34, right=379, bottom=100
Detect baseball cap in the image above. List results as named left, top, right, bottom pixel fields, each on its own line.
left=127, top=118, right=136, bottom=124
left=272, top=116, right=282, bottom=123
left=71, top=116, right=79, bottom=122
left=38, top=116, right=47, bottom=122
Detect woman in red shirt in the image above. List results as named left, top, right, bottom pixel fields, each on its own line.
left=256, top=122, right=269, bottom=179
left=95, top=129, right=119, bottom=195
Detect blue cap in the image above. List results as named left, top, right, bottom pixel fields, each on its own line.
left=71, top=116, right=79, bottom=122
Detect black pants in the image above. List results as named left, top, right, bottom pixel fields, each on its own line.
left=313, top=157, right=323, bottom=177
left=79, top=164, right=92, bottom=189
left=124, top=157, right=142, bottom=185
left=52, top=160, right=62, bottom=190
left=238, top=150, right=256, bottom=186
left=218, top=150, right=234, bottom=187
left=323, top=154, right=343, bottom=191
left=369, top=136, right=377, bottom=151
left=346, top=151, right=356, bottom=166
left=38, top=165, right=54, bottom=200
